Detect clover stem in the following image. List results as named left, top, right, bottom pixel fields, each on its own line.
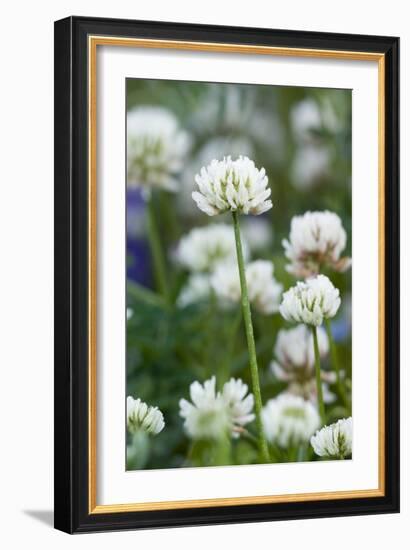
left=232, top=211, right=270, bottom=463
left=311, top=325, right=326, bottom=424
left=146, top=196, right=170, bottom=306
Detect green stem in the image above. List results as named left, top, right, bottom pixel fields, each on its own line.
left=311, top=325, right=326, bottom=424
left=159, top=191, right=181, bottom=242
left=146, top=196, right=170, bottom=305
left=213, top=434, right=232, bottom=466
left=324, top=318, right=346, bottom=405
left=232, top=211, right=270, bottom=463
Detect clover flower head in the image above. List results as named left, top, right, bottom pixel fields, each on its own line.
left=127, top=396, right=165, bottom=435
left=192, top=156, right=272, bottom=216
left=175, top=223, right=249, bottom=273
left=179, top=377, right=254, bottom=440
left=245, top=261, right=283, bottom=314
left=178, top=137, right=255, bottom=215
left=310, top=417, right=352, bottom=458
left=222, top=378, right=255, bottom=437
left=271, top=325, right=336, bottom=403
left=282, top=211, right=351, bottom=278
left=210, top=262, right=241, bottom=310
left=274, top=324, right=328, bottom=371
left=280, top=274, right=341, bottom=327
left=127, top=106, right=190, bottom=196
left=179, top=377, right=229, bottom=440
left=211, top=260, right=283, bottom=315
left=262, top=393, right=321, bottom=448
left=177, top=273, right=211, bottom=308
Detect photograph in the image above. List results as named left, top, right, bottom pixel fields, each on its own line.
left=125, top=78, right=353, bottom=471
left=52, top=13, right=399, bottom=534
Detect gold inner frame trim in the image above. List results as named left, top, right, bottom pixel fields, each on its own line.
left=88, top=35, right=386, bottom=514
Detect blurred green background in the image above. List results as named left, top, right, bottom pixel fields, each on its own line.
left=126, top=79, right=352, bottom=469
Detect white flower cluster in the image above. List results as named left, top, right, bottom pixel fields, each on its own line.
left=222, top=378, right=256, bottom=437
left=176, top=273, right=211, bottom=308
left=127, top=396, right=165, bottom=435
left=262, top=394, right=320, bottom=448
left=175, top=223, right=280, bottom=314
left=124, top=94, right=353, bottom=467
left=211, top=260, right=283, bottom=315
left=192, top=156, right=272, bottom=216
left=310, top=417, right=352, bottom=458
left=280, top=274, right=341, bottom=327
left=273, top=324, right=328, bottom=373
left=127, top=106, right=190, bottom=195
left=271, top=325, right=336, bottom=403
left=179, top=376, right=255, bottom=440
left=175, top=223, right=248, bottom=273
left=283, top=211, right=351, bottom=278
left=178, top=137, right=254, bottom=216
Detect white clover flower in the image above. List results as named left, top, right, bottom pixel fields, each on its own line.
left=222, top=378, right=255, bottom=437
left=271, top=325, right=336, bottom=403
left=245, top=261, right=283, bottom=314
left=127, top=396, right=165, bottom=435
left=210, top=262, right=241, bottom=310
left=280, top=274, right=341, bottom=327
left=175, top=224, right=249, bottom=273
left=177, top=273, right=211, bottom=308
left=178, top=137, right=255, bottom=216
left=127, top=106, right=190, bottom=195
left=310, top=417, right=352, bottom=458
left=211, top=260, right=283, bottom=315
left=282, top=211, right=351, bottom=278
left=273, top=324, right=328, bottom=372
left=192, top=156, right=272, bottom=216
left=241, top=217, right=273, bottom=252
left=262, top=393, right=321, bottom=448
left=179, top=377, right=254, bottom=440
left=179, top=377, right=229, bottom=440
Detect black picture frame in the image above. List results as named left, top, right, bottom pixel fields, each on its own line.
left=54, top=15, right=400, bottom=534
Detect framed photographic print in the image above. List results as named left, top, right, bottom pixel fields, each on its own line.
left=54, top=16, right=400, bottom=533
